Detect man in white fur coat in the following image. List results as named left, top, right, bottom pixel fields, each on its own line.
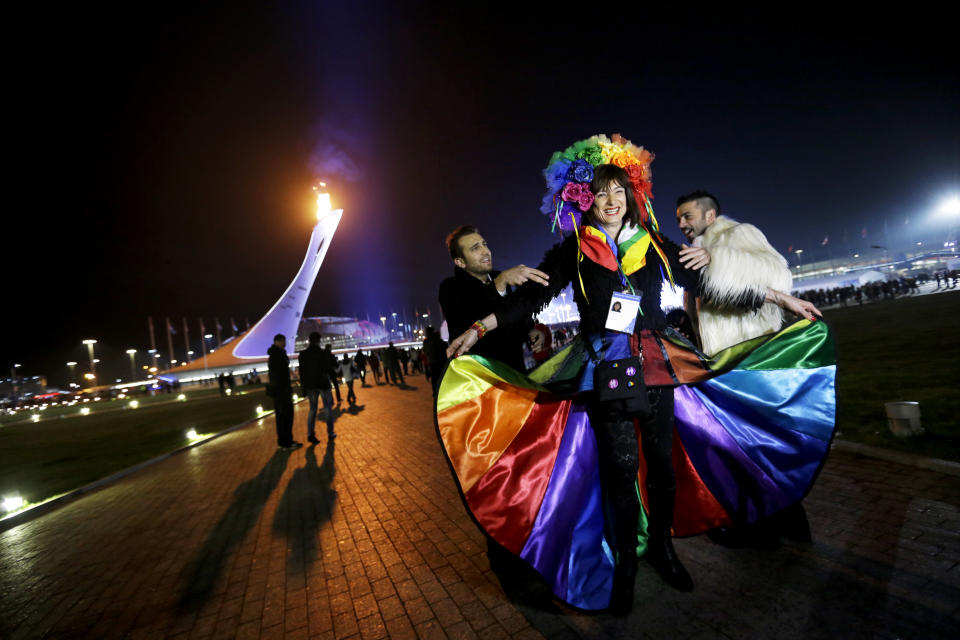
left=676, top=190, right=797, bottom=356
left=676, top=189, right=817, bottom=546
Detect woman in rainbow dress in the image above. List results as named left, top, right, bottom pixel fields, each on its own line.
left=438, top=134, right=836, bottom=614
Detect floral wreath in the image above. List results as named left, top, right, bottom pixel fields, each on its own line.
left=539, top=133, right=659, bottom=234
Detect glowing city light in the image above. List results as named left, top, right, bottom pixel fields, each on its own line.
left=186, top=429, right=199, bottom=440
left=177, top=394, right=186, bottom=401
left=256, top=405, right=264, bottom=415
left=31, top=414, right=40, bottom=423
left=80, top=407, right=90, bottom=416
left=938, top=196, right=960, bottom=218
left=128, top=400, right=139, bottom=409
left=2, top=496, right=24, bottom=513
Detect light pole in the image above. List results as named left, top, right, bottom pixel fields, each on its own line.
left=794, top=249, right=804, bottom=275
left=126, top=349, right=137, bottom=381
left=82, top=339, right=97, bottom=378
left=66, top=361, right=77, bottom=386
left=10, top=363, right=21, bottom=402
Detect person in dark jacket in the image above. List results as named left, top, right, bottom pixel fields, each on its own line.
left=268, top=334, right=300, bottom=450
left=439, top=225, right=548, bottom=372
left=322, top=344, right=342, bottom=403
left=298, top=331, right=336, bottom=443
left=422, top=326, right=448, bottom=396
left=382, top=342, right=404, bottom=385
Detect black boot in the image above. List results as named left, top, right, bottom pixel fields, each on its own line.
left=645, top=532, right=694, bottom=592
left=608, top=547, right=637, bottom=616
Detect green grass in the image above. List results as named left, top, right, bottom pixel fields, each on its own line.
left=827, top=290, right=960, bottom=462
left=0, top=387, right=270, bottom=507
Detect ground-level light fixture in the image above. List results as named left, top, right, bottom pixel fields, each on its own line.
left=2, top=496, right=24, bottom=514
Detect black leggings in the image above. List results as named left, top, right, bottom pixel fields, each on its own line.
left=589, top=387, right=676, bottom=556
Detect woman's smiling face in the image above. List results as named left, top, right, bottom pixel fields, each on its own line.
left=592, top=180, right=628, bottom=233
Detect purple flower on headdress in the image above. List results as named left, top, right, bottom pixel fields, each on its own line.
left=556, top=201, right=582, bottom=231
left=566, top=159, right=594, bottom=184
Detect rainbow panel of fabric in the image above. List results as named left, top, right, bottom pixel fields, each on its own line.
left=435, top=319, right=836, bottom=610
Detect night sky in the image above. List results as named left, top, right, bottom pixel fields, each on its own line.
left=6, top=3, right=958, bottom=385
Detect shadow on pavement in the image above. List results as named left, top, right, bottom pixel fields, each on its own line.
left=272, top=439, right=338, bottom=573
left=178, top=450, right=290, bottom=613
left=344, top=403, right=365, bottom=416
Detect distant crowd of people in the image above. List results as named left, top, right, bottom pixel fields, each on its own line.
left=264, top=331, right=455, bottom=450
left=794, top=269, right=959, bottom=309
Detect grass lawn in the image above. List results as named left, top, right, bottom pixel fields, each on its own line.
left=826, top=290, right=960, bottom=462
left=0, top=387, right=271, bottom=507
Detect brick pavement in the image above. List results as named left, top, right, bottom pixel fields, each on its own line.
left=1, top=379, right=958, bottom=639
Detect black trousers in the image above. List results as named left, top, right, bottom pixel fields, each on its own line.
left=273, top=394, right=295, bottom=446
left=588, top=388, right=675, bottom=560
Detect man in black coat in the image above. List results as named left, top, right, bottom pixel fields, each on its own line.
left=322, top=344, right=342, bottom=403
left=439, top=225, right=549, bottom=371
left=267, top=334, right=300, bottom=450
left=298, top=331, right=336, bottom=444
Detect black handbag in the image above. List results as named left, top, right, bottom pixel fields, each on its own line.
left=587, top=341, right=650, bottom=415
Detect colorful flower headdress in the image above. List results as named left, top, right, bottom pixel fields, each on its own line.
left=539, top=133, right=659, bottom=233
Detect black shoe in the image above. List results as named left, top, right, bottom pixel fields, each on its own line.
left=307, top=436, right=320, bottom=444
left=328, top=432, right=337, bottom=439
left=645, top=537, right=694, bottom=592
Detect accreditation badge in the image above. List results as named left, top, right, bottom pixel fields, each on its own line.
left=605, top=291, right=642, bottom=334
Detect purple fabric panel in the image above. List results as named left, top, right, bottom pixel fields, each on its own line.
left=519, top=403, right=613, bottom=610
left=673, top=385, right=791, bottom=522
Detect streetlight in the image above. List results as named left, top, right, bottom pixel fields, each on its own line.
left=10, top=363, right=21, bottom=402
left=66, top=361, right=77, bottom=385
left=937, top=196, right=960, bottom=218
left=794, top=249, right=804, bottom=272
left=126, top=349, right=137, bottom=381
left=82, top=339, right=97, bottom=377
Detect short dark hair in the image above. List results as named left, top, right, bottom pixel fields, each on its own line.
left=676, top=190, right=721, bottom=216
left=273, top=333, right=285, bottom=343
left=588, top=165, right=641, bottom=228
left=446, top=225, right=479, bottom=260
left=308, top=331, right=321, bottom=345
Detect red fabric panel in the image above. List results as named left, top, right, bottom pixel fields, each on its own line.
left=637, top=428, right=731, bottom=536
left=464, top=394, right=571, bottom=554
left=671, top=431, right=732, bottom=536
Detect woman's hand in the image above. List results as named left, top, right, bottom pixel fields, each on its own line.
left=494, top=264, right=550, bottom=294
left=767, top=289, right=822, bottom=321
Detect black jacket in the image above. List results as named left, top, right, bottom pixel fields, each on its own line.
left=298, top=344, right=333, bottom=391
left=496, top=230, right=764, bottom=336
left=439, top=267, right=531, bottom=371
left=267, top=344, right=292, bottom=396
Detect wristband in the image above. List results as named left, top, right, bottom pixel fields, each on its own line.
left=470, top=320, right=487, bottom=339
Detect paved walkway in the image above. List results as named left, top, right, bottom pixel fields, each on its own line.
left=1, top=380, right=958, bottom=639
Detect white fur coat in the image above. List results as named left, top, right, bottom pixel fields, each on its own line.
left=694, top=215, right=792, bottom=355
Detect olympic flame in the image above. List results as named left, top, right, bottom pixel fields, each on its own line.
left=316, top=191, right=331, bottom=220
